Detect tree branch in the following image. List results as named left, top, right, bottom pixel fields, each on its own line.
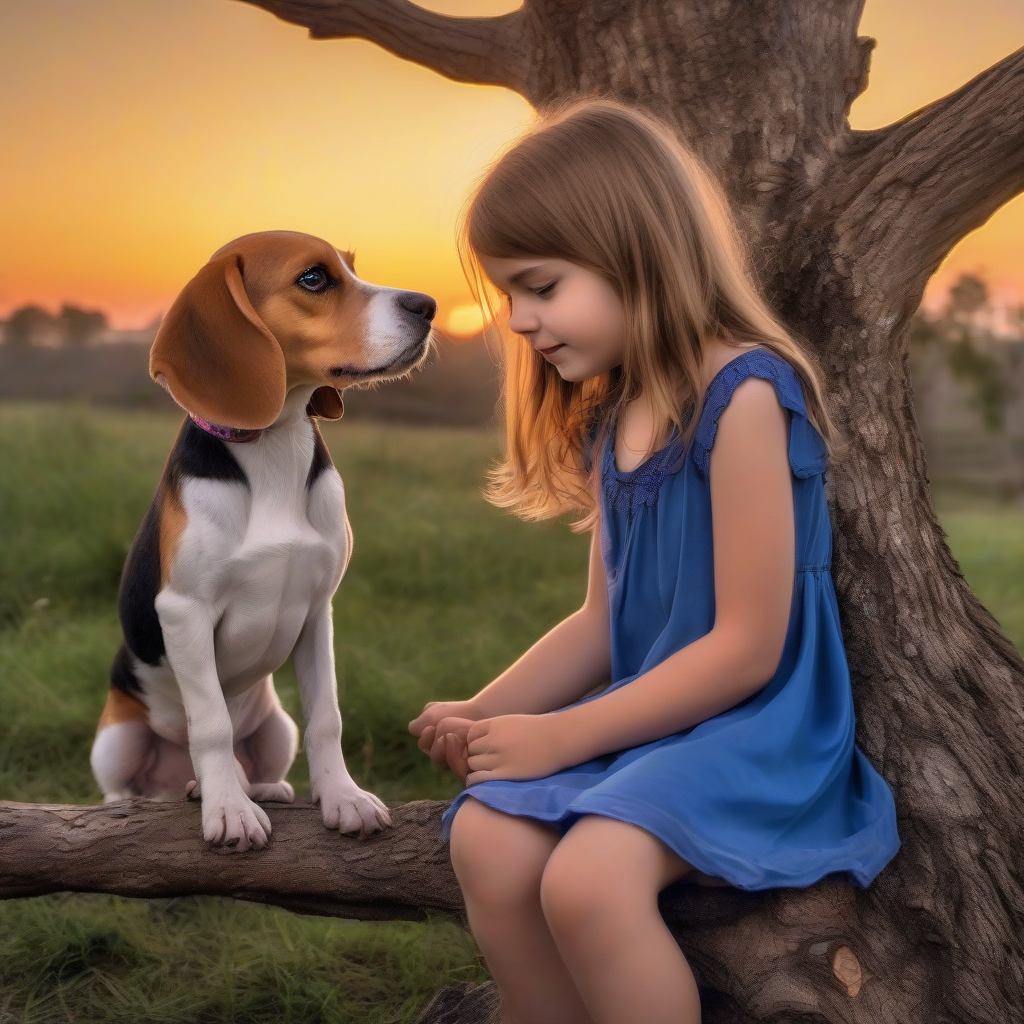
left=837, top=44, right=1024, bottom=288
left=233, top=0, right=533, bottom=94
left=0, top=798, right=465, bottom=922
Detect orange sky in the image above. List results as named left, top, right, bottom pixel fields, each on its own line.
left=0, top=1, right=1021, bottom=332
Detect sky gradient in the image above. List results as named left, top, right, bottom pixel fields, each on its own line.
left=1, top=1, right=1021, bottom=332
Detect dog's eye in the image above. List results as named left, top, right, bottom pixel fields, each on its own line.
left=296, top=266, right=332, bottom=293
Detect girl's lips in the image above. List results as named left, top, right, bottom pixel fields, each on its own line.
left=536, top=343, right=565, bottom=359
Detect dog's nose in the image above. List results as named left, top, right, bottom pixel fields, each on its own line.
left=397, top=291, right=437, bottom=323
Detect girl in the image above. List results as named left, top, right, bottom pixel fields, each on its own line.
left=408, top=99, right=899, bottom=1024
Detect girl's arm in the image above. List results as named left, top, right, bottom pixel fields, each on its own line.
left=470, top=527, right=612, bottom=718
left=551, top=377, right=795, bottom=764
left=408, top=528, right=611, bottom=762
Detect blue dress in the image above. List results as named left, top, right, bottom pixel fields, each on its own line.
left=440, top=348, right=900, bottom=891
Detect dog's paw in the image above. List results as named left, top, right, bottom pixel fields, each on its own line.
left=102, top=789, right=136, bottom=804
left=198, top=789, right=272, bottom=852
left=247, top=780, right=295, bottom=803
left=314, top=777, right=392, bottom=838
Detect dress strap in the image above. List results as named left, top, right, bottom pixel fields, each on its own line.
left=691, top=349, right=828, bottom=480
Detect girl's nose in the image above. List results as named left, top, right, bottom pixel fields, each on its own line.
left=508, top=301, right=540, bottom=336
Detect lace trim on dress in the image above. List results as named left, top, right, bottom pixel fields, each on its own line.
left=600, top=407, right=691, bottom=519
left=598, top=349, right=815, bottom=517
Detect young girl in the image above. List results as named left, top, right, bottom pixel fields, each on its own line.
left=408, top=99, right=899, bottom=1024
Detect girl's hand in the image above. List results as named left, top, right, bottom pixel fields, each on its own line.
left=465, top=714, right=571, bottom=786
left=409, top=701, right=484, bottom=776
left=409, top=699, right=483, bottom=746
left=426, top=717, right=474, bottom=780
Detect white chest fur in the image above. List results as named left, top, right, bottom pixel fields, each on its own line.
left=142, top=413, right=349, bottom=742
left=214, top=426, right=347, bottom=687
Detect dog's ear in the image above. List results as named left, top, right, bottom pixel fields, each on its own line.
left=150, top=253, right=286, bottom=429
left=306, top=386, right=344, bottom=420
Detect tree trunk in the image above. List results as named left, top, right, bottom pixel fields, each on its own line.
left=7, top=1, right=1024, bottom=1020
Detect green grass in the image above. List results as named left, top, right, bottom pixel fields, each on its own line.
left=0, top=401, right=1022, bottom=1022
left=933, top=489, right=1024, bottom=652
left=0, top=897, right=480, bottom=1024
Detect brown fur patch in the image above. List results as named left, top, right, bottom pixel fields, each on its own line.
left=150, top=250, right=287, bottom=430
left=259, top=281, right=376, bottom=386
left=97, top=686, right=150, bottom=732
left=159, top=483, right=188, bottom=586
left=155, top=232, right=408, bottom=413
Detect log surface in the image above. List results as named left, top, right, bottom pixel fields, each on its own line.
left=0, top=797, right=464, bottom=923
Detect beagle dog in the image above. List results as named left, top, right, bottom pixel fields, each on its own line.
left=89, top=230, right=436, bottom=851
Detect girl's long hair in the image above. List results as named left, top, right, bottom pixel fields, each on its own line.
left=458, top=98, right=841, bottom=531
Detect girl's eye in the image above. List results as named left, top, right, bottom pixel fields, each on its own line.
left=533, top=281, right=557, bottom=297
left=296, top=266, right=333, bottom=293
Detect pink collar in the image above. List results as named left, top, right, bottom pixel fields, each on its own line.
left=189, top=414, right=263, bottom=444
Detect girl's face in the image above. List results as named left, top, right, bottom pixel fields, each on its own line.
left=479, top=256, right=626, bottom=382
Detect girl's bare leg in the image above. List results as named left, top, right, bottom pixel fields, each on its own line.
left=539, top=814, right=702, bottom=1024
left=448, top=796, right=596, bottom=1024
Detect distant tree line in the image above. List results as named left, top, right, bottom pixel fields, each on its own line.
left=0, top=304, right=109, bottom=348
left=909, top=273, right=1024, bottom=432
left=2, top=277, right=1022, bottom=434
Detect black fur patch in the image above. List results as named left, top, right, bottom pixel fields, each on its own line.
left=167, top=417, right=248, bottom=487
left=118, top=494, right=165, bottom=666
left=306, top=420, right=334, bottom=489
left=110, top=640, right=143, bottom=695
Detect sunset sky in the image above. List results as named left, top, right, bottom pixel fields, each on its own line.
left=1, top=1, right=1021, bottom=333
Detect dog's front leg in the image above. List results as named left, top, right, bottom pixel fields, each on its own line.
left=155, top=590, right=272, bottom=851
left=293, top=600, right=392, bottom=837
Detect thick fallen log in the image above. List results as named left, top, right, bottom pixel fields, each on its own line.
left=0, top=797, right=463, bottom=923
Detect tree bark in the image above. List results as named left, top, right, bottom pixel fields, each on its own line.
left=229, top=0, right=533, bottom=92
left=9, top=2, right=1024, bottom=1021
left=0, top=799, right=463, bottom=923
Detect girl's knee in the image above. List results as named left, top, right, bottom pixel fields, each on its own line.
left=447, top=796, right=505, bottom=865
left=539, top=842, right=617, bottom=936
left=539, top=818, right=681, bottom=936
left=448, top=797, right=559, bottom=908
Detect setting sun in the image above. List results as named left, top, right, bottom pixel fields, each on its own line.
left=445, top=304, right=488, bottom=338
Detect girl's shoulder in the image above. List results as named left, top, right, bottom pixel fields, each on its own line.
left=692, top=344, right=827, bottom=481
left=698, top=340, right=802, bottom=395
left=699, top=339, right=768, bottom=385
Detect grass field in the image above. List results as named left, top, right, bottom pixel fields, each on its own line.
left=1, top=402, right=1022, bottom=1023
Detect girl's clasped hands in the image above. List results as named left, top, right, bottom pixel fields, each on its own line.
left=408, top=704, right=572, bottom=787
